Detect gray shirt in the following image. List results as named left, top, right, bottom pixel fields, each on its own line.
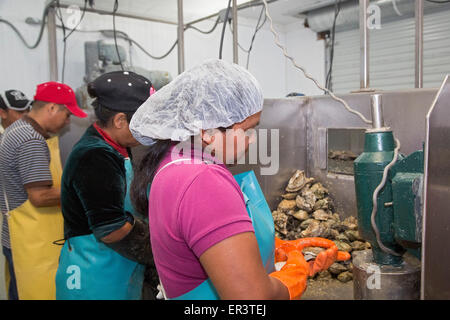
left=0, top=116, right=52, bottom=248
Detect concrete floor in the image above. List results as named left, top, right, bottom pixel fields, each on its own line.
left=302, top=279, right=354, bottom=300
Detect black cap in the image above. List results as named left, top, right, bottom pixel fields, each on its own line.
left=87, top=71, right=153, bottom=113
left=0, top=90, right=32, bottom=111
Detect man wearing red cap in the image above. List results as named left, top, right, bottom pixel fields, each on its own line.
left=0, top=81, right=86, bottom=300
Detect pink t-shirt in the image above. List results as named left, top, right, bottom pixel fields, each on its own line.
left=148, top=146, right=254, bottom=298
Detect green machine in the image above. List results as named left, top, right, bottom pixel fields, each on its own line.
left=352, top=94, right=422, bottom=300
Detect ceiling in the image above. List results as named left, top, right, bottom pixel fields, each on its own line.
left=56, top=0, right=342, bottom=25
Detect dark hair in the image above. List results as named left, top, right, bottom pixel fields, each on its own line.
left=0, top=97, right=7, bottom=110
left=31, top=100, right=50, bottom=111
left=88, top=82, right=133, bottom=127
left=30, top=100, right=65, bottom=112
left=92, top=101, right=134, bottom=127
left=130, top=140, right=173, bottom=215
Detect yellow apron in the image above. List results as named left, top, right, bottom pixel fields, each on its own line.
left=5, top=136, right=64, bottom=300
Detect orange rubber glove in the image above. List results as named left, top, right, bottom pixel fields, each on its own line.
left=269, top=250, right=309, bottom=300
left=275, top=237, right=351, bottom=277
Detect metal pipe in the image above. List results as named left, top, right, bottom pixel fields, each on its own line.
left=232, top=0, right=238, bottom=64
left=359, top=0, right=369, bottom=89
left=55, top=3, right=178, bottom=25
left=371, top=94, right=384, bottom=129
left=177, top=0, right=185, bottom=74
left=47, top=7, right=58, bottom=81
left=415, top=0, right=424, bottom=88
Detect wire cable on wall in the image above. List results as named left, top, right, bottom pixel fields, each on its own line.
left=63, top=0, right=88, bottom=41
left=228, top=4, right=267, bottom=69
left=124, top=36, right=178, bottom=60
left=0, top=0, right=56, bottom=49
left=2, top=0, right=223, bottom=63
left=261, top=0, right=372, bottom=125
left=245, top=5, right=267, bottom=69
left=219, top=0, right=232, bottom=59
left=55, top=1, right=68, bottom=83
left=325, top=0, right=341, bottom=91
left=118, top=15, right=221, bottom=60
left=185, top=15, right=220, bottom=34
left=55, top=0, right=88, bottom=83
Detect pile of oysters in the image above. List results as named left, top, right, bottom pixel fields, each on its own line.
left=272, top=170, right=371, bottom=283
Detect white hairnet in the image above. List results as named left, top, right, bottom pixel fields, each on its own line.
left=129, top=59, right=263, bottom=145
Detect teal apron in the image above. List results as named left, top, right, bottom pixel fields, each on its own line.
left=55, top=158, right=145, bottom=300
left=172, top=170, right=275, bottom=300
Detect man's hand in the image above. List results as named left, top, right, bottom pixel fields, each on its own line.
left=26, top=185, right=60, bottom=208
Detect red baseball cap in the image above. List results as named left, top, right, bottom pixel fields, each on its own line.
left=34, top=82, right=87, bottom=118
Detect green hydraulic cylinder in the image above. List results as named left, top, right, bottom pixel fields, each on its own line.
left=353, top=130, right=404, bottom=266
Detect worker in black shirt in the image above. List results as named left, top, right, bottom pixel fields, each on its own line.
left=55, top=71, right=155, bottom=299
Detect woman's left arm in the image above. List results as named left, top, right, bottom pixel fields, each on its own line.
left=199, top=231, right=290, bottom=300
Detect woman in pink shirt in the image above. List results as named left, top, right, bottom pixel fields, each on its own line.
left=129, top=59, right=340, bottom=300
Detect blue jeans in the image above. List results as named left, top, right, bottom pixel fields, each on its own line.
left=2, top=246, right=18, bottom=300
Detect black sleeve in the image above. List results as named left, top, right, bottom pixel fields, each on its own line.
left=72, top=149, right=129, bottom=240
left=104, top=217, right=154, bottom=266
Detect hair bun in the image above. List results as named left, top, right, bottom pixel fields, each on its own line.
left=87, top=82, right=98, bottom=98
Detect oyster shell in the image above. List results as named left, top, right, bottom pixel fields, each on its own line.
left=316, top=270, right=332, bottom=280
left=272, top=211, right=288, bottom=235
left=285, top=215, right=302, bottom=234
left=328, top=262, right=348, bottom=275
left=312, top=209, right=331, bottom=221
left=285, top=170, right=314, bottom=193
left=313, top=197, right=333, bottom=211
left=310, top=182, right=328, bottom=199
left=330, top=213, right=341, bottom=222
left=350, top=240, right=367, bottom=251
left=291, top=209, right=309, bottom=221
left=328, top=150, right=358, bottom=161
left=344, top=230, right=362, bottom=242
left=301, top=220, right=330, bottom=238
left=334, top=240, right=352, bottom=253
left=277, top=199, right=297, bottom=212
left=340, top=217, right=358, bottom=231
left=335, top=233, right=350, bottom=243
left=281, top=193, right=298, bottom=200
left=321, top=218, right=339, bottom=229
left=302, top=246, right=325, bottom=256
left=296, top=193, right=316, bottom=212
left=300, top=218, right=317, bottom=230
left=337, top=271, right=353, bottom=283
left=329, top=229, right=340, bottom=239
